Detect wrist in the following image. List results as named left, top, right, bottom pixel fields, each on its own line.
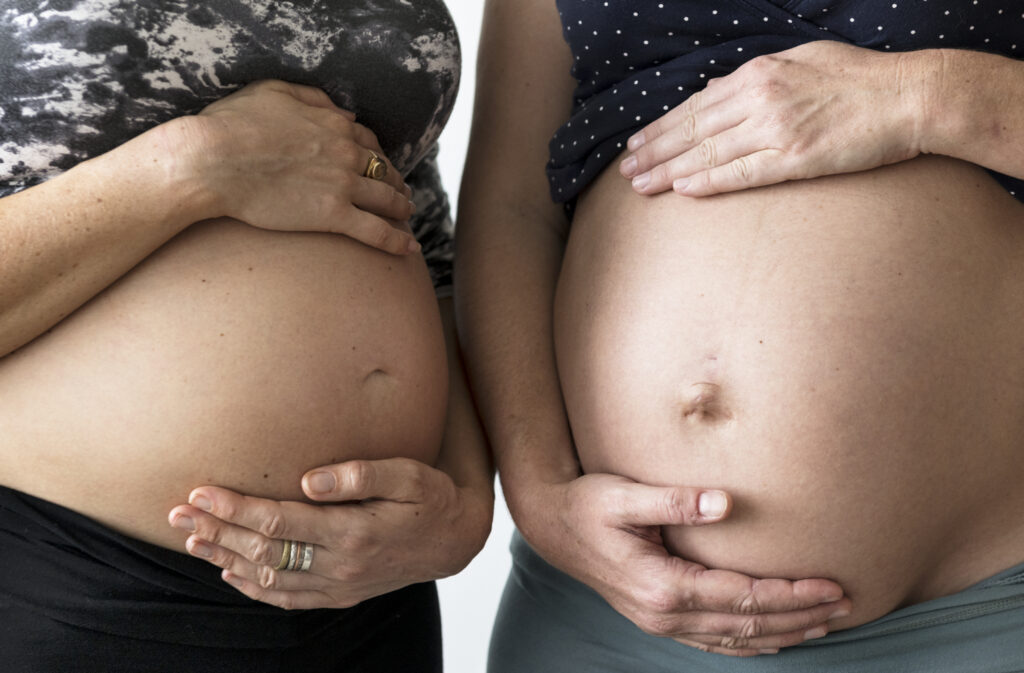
left=146, top=115, right=225, bottom=224
left=909, top=48, right=970, bottom=158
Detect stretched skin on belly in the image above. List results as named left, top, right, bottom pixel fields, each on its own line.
left=555, top=154, right=1024, bottom=629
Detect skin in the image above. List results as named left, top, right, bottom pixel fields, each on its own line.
left=167, top=297, right=495, bottom=609
left=453, top=0, right=852, bottom=658
left=0, top=80, right=418, bottom=359
left=618, top=42, right=1024, bottom=196
left=456, top=10, right=1024, bottom=662
left=0, top=79, right=493, bottom=608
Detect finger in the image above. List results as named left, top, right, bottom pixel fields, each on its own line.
left=272, top=80, right=351, bottom=116
left=350, top=174, right=415, bottom=222
left=222, top=569, right=338, bottom=610
left=673, top=637, right=769, bottom=658
left=680, top=617, right=832, bottom=655
left=350, top=123, right=408, bottom=193
left=186, top=534, right=328, bottom=590
left=302, top=458, right=442, bottom=503
left=625, top=76, right=737, bottom=152
left=621, top=98, right=746, bottom=180
left=186, top=487, right=323, bottom=543
left=682, top=565, right=846, bottom=614
left=630, top=123, right=764, bottom=195
left=679, top=597, right=849, bottom=642
left=608, top=483, right=732, bottom=526
left=674, top=149, right=790, bottom=197
left=171, top=504, right=323, bottom=573
left=335, top=209, right=420, bottom=255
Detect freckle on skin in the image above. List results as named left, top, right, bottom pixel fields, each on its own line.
left=263, top=473, right=268, bottom=479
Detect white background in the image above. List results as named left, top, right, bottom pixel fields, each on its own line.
left=434, top=2, right=519, bottom=672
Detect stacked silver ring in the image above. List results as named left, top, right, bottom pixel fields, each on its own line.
left=273, top=540, right=315, bottom=572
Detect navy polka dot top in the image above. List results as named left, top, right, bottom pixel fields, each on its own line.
left=548, top=0, right=1024, bottom=204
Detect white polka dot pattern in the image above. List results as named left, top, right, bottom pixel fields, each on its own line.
left=548, top=0, right=1024, bottom=203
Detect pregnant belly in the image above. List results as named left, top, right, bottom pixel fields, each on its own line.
left=555, top=155, right=1024, bottom=629
left=0, top=218, right=448, bottom=549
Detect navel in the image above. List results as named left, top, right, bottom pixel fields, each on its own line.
left=680, top=381, right=732, bottom=424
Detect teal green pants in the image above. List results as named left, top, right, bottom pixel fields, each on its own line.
left=489, top=532, right=1024, bottom=673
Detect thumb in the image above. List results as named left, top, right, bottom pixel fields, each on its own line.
left=302, top=458, right=439, bottom=503
left=613, top=484, right=732, bottom=527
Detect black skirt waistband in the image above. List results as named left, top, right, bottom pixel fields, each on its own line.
left=0, top=484, right=427, bottom=649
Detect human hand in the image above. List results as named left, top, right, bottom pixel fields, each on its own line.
left=514, top=473, right=850, bottom=657
left=172, top=79, right=419, bottom=254
left=619, top=41, right=925, bottom=197
left=167, top=458, right=493, bottom=609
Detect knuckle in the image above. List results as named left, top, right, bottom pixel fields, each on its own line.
left=342, top=142, right=364, bottom=167
left=258, top=511, right=288, bottom=540
left=247, top=537, right=277, bottom=565
left=719, top=634, right=752, bottom=651
left=275, top=593, right=298, bottom=611
left=635, top=612, right=678, bottom=637
left=678, top=112, right=698, bottom=143
left=371, top=223, right=395, bottom=250
left=733, top=584, right=764, bottom=615
left=342, top=527, right=376, bottom=555
left=659, top=488, right=695, bottom=523
left=595, top=484, right=626, bottom=518
left=697, top=138, right=718, bottom=167
left=729, top=156, right=755, bottom=184
left=738, top=615, right=766, bottom=639
left=342, top=460, right=373, bottom=495
left=257, top=565, right=280, bottom=590
left=637, top=586, right=680, bottom=615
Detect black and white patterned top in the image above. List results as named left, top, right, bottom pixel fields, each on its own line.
left=0, top=0, right=459, bottom=292
left=549, top=0, right=1024, bottom=205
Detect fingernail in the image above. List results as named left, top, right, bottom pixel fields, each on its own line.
left=627, top=131, right=646, bottom=151
left=306, top=471, right=336, bottom=494
left=171, top=515, right=195, bottom=532
left=189, top=540, right=213, bottom=559
left=620, top=155, right=638, bottom=176
left=408, top=199, right=417, bottom=213
left=673, top=178, right=690, bottom=193
left=829, top=607, right=851, bottom=620
left=804, top=626, right=828, bottom=640
left=224, top=573, right=244, bottom=588
left=190, top=495, right=212, bottom=512
left=631, top=172, right=651, bottom=190
left=759, top=649, right=779, bottom=655
left=407, top=239, right=421, bottom=254
left=698, top=491, right=728, bottom=518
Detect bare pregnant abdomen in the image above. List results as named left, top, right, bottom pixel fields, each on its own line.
left=555, top=155, right=1024, bottom=629
left=0, top=218, right=448, bottom=549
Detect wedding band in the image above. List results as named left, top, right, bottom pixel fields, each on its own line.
left=298, top=543, right=315, bottom=572
left=274, top=540, right=293, bottom=571
left=363, top=150, right=387, bottom=180
left=287, top=540, right=301, bottom=571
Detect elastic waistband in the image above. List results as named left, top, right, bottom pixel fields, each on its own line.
left=510, top=530, right=1024, bottom=647
left=0, top=485, right=375, bottom=648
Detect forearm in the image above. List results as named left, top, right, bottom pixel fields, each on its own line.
left=915, top=48, right=1024, bottom=180
left=454, top=200, right=579, bottom=514
left=435, top=296, right=494, bottom=495
left=0, top=118, right=211, bottom=356
left=453, top=0, right=579, bottom=526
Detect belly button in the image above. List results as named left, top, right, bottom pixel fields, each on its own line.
left=680, top=382, right=732, bottom=424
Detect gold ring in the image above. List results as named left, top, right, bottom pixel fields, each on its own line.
left=363, top=151, right=387, bottom=180
left=274, top=540, right=292, bottom=570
